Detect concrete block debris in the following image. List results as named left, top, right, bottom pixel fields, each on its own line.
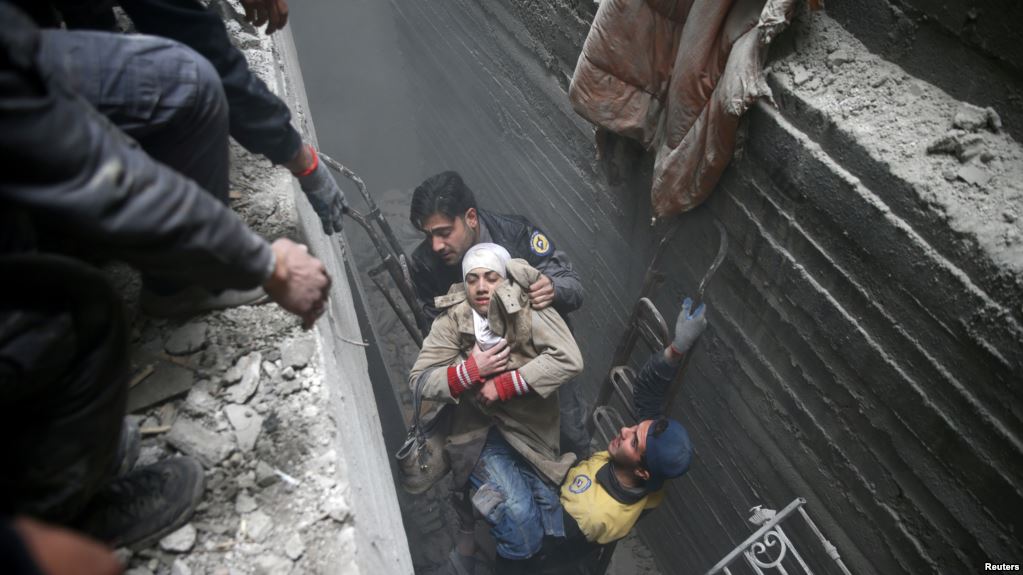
left=953, top=102, right=1002, bottom=133
left=280, top=336, right=316, bottom=369
left=159, top=524, right=197, bottom=553
left=224, top=403, right=264, bottom=452
left=167, top=417, right=235, bottom=468
left=164, top=321, right=209, bottom=356
left=127, top=362, right=194, bottom=413
left=224, top=351, right=261, bottom=404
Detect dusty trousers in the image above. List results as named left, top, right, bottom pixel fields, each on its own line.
left=117, top=0, right=304, bottom=165
left=0, top=255, right=128, bottom=523
left=34, top=28, right=234, bottom=294
left=35, top=28, right=231, bottom=204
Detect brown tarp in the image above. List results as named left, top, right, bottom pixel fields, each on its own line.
left=570, top=0, right=799, bottom=217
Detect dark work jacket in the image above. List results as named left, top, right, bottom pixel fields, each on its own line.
left=409, top=209, right=584, bottom=333
left=0, top=2, right=272, bottom=289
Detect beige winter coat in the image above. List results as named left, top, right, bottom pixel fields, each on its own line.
left=408, top=259, right=584, bottom=486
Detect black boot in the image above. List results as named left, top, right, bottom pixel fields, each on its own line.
left=74, top=456, right=205, bottom=548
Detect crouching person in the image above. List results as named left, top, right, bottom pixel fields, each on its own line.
left=516, top=299, right=707, bottom=574
left=407, top=243, right=584, bottom=574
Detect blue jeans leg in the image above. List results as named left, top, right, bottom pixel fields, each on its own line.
left=469, top=431, right=563, bottom=559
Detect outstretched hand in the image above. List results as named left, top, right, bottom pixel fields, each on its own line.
left=263, top=238, right=332, bottom=329
left=297, top=153, right=348, bottom=235
left=670, top=297, right=707, bottom=358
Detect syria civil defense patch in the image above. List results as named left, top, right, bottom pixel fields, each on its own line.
left=569, top=474, right=592, bottom=494
left=530, top=230, right=552, bottom=256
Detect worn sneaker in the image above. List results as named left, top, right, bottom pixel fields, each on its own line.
left=140, top=284, right=270, bottom=318
left=74, top=457, right=205, bottom=549
left=110, top=418, right=140, bottom=478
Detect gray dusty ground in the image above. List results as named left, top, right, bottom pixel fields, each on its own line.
left=103, top=4, right=358, bottom=574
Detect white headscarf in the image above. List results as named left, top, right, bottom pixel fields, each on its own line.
left=462, top=243, right=511, bottom=350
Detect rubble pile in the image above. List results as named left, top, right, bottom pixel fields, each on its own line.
left=100, top=2, right=359, bottom=573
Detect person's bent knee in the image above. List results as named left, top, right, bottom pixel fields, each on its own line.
left=137, top=37, right=228, bottom=136
left=187, top=46, right=229, bottom=130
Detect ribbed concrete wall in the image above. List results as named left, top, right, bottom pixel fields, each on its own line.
left=290, top=0, right=1022, bottom=572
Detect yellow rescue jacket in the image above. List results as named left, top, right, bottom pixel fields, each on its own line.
left=560, top=451, right=664, bottom=545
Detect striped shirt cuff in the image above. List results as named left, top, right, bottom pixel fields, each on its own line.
left=447, top=355, right=482, bottom=398
left=494, top=370, right=530, bottom=401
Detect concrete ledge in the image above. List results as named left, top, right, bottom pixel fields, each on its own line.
left=272, top=27, right=414, bottom=575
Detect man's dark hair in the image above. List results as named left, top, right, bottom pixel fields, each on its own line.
left=410, top=171, right=477, bottom=230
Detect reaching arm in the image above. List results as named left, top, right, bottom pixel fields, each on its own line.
left=634, top=298, right=707, bottom=420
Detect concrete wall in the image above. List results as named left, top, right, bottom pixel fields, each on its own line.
left=273, top=28, right=415, bottom=575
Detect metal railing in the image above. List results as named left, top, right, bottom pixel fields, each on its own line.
left=705, top=499, right=853, bottom=575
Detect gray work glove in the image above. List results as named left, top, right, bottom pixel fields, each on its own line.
left=298, top=158, right=348, bottom=235
left=671, top=297, right=707, bottom=356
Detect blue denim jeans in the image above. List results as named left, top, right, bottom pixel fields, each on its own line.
left=469, top=429, right=565, bottom=560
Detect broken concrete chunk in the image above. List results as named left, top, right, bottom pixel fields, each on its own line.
left=253, top=555, right=293, bottom=575
left=170, top=559, right=193, bottom=575
left=244, top=510, right=274, bottom=542
left=926, top=132, right=987, bottom=163
left=255, top=461, right=279, bottom=487
left=261, top=360, right=279, bottom=379
left=164, top=322, right=208, bottom=356
left=277, top=378, right=301, bottom=396
left=167, top=417, right=235, bottom=468
left=183, top=387, right=218, bottom=416
left=284, top=533, right=306, bottom=560
left=224, top=403, right=264, bottom=452
left=224, top=351, right=261, bottom=404
left=322, top=496, right=351, bottom=523
left=159, top=523, right=197, bottom=553
left=953, top=102, right=1002, bottom=133
left=280, top=337, right=316, bottom=369
left=236, top=470, right=257, bottom=490
left=235, top=490, right=258, bottom=514
left=826, top=48, right=854, bottom=68
left=957, top=164, right=992, bottom=187
left=790, top=64, right=812, bottom=87
left=127, top=363, right=194, bottom=413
